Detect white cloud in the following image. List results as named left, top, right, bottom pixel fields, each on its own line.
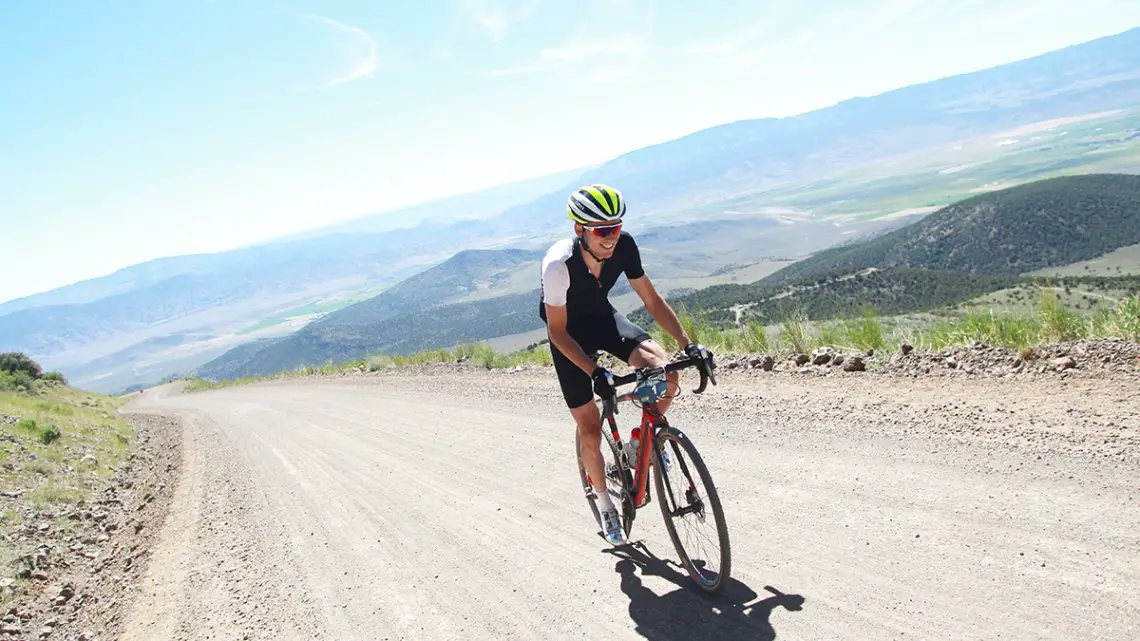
left=456, top=0, right=540, bottom=42
left=686, top=0, right=1108, bottom=67
left=308, top=15, right=380, bottom=87
left=542, top=41, right=643, bottom=63
left=480, top=0, right=654, bottom=79
left=480, top=40, right=650, bottom=77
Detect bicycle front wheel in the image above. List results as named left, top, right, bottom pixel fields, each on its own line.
left=652, top=426, right=731, bottom=593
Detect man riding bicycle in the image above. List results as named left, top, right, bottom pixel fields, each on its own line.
left=539, top=183, right=708, bottom=545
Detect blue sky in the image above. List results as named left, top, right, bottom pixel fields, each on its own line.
left=3, top=0, right=1140, bottom=303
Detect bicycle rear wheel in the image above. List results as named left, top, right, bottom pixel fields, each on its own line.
left=575, top=427, right=635, bottom=541
left=652, top=426, right=731, bottom=593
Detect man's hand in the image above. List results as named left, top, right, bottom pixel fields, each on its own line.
left=684, top=342, right=706, bottom=363
left=591, top=366, right=615, bottom=401
left=685, top=342, right=716, bottom=384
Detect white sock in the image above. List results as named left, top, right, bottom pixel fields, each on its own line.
left=595, top=487, right=615, bottom=512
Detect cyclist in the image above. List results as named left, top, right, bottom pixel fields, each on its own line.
left=539, top=183, right=708, bottom=545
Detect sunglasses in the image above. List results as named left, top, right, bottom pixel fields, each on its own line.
left=584, top=223, right=622, bottom=238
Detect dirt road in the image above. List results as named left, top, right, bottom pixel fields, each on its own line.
left=120, top=365, right=1140, bottom=640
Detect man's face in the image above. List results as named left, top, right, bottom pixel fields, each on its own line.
left=578, top=221, right=622, bottom=259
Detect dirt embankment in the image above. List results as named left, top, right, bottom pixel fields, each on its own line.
left=1, top=413, right=182, bottom=641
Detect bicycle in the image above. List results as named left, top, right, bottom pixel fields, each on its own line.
left=574, top=348, right=732, bottom=594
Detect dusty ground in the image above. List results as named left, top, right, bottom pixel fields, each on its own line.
left=102, top=347, right=1140, bottom=641
left=0, top=411, right=182, bottom=641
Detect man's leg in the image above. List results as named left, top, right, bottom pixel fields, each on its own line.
left=570, top=399, right=608, bottom=496
left=548, top=338, right=610, bottom=494
left=570, top=386, right=625, bottom=544
left=627, top=340, right=680, bottom=414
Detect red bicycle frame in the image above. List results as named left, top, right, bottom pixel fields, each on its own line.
left=588, top=353, right=714, bottom=514
left=604, top=386, right=669, bottom=509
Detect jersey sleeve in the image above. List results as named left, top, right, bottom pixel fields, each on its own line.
left=541, top=252, right=571, bottom=306
left=621, top=232, right=646, bottom=280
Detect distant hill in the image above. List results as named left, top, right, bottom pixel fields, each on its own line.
left=0, top=169, right=582, bottom=317
left=195, top=248, right=545, bottom=379
left=632, top=174, right=1140, bottom=325
left=196, top=291, right=541, bottom=380
left=318, top=248, right=542, bottom=326
left=763, top=174, right=1140, bottom=283
left=632, top=268, right=1026, bottom=326
left=0, top=231, right=451, bottom=358
left=633, top=268, right=1140, bottom=328
left=202, top=171, right=1140, bottom=378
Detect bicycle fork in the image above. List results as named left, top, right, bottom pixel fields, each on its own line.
left=655, top=439, right=706, bottom=522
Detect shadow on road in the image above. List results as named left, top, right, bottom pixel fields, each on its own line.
left=605, top=541, right=805, bottom=641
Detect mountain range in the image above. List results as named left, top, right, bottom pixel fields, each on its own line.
left=627, top=173, right=1140, bottom=327
left=765, top=173, right=1140, bottom=283
left=202, top=172, right=1140, bottom=378
left=4, top=27, right=1140, bottom=392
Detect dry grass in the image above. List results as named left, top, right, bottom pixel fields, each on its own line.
left=176, top=290, right=1139, bottom=390
left=0, top=384, right=136, bottom=603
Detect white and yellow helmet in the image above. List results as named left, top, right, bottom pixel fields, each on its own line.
left=567, top=183, right=626, bottom=224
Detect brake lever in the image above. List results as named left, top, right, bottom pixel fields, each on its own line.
left=704, top=346, right=718, bottom=387
left=693, top=362, right=709, bottom=394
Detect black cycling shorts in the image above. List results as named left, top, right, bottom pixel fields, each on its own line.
left=549, top=309, right=652, bottom=409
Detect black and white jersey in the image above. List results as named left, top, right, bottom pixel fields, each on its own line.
left=538, top=232, right=645, bottom=327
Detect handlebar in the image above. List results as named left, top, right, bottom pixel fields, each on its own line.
left=610, top=352, right=716, bottom=391
left=600, top=349, right=717, bottom=417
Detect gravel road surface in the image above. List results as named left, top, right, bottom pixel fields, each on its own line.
left=119, top=365, right=1140, bottom=640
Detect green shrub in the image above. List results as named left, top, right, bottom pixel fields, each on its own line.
left=0, top=370, right=36, bottom=393
left=40, top=372, right=67, bottom=385
left=742, top=319, right=769, bottom=352
left=817, top=322, right=846, bottom=349
left=0, top=352, right=42, bottom=379
left=920, top=311, right=1041, bottom=350
left=1038, top=288, right=1085, bottom=342
left=1113, top=295, right=1140, bottom=340
left=668, top=304, right=711, bottom=352
left=38, top=423, right=62, bottom=446
left=777, top=310, right=812, bottom=353
left=844, top=307, right=886, bottom=351
left=14, top=418, right=37, bottom=435
left=183, top=377, right=223, bottom=392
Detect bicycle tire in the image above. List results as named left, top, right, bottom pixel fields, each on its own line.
left=575, top=427, right=636, bottom=540
left=652, top=426, right=731, bottom=593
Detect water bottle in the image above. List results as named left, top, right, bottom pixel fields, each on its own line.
left=628, top=427, right=641, bottom=471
